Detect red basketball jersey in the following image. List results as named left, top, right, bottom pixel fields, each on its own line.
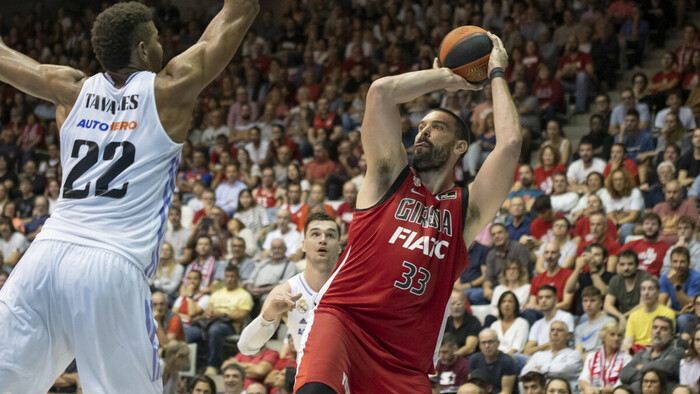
left=255, top=187, right=276, bottom=208
left=314, top=166, right=469, bottom=374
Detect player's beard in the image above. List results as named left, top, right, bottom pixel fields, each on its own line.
left=413, top=142, right=451, bottom=173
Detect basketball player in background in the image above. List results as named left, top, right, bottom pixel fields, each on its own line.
left=237, top=212, right=341, bottom=354
left=295, top=32, right=521, bottom=393
left=0, top=1, right=258, bottom=392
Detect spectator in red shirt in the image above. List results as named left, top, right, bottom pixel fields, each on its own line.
left=620, top=212, right=671, bottom=277
left=576, top=212, right=621, bottom=272
left=223, top=345, right=279, bottom=390
left=253, top=167, right=280, bottom=209
left=607, top=0, right=634, bottom=27
left=675, top=24, right=700, bottom=72
left=555, top=35, right=594, bottom=114
left=532, top=64, right=564, bottom=124
left=647, top=51, right=682, bottom=112
left=310, top=98, right=342, bottom=142
left=265, top=124, right=302, bottom=167
left=534, top=145, right=567, bottom=194
left=336, top=181, right=357, bottom=244
left=530, top=195, right=558, bottom=242
left=573, top=193, right=619, bottom=245
left=603, top=143, right=639, bottom=185
left=304, top=142, right=339, bottom=187
left=523, top=242, right=574, bottom=315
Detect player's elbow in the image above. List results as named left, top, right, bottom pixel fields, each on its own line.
left=499, top=135, right=522, bottom=155
left=367, top=77, right=396, bottom=100
left=237, top=342, right=260, bottom=356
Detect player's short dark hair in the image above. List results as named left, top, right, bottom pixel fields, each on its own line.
left=222, top=363, right=246, bottom=380
left=304, top=212, right=340, bottom=237
left=91, top=2, right=153, bottom=72
left=581, top=286, right=602, bottom=301
left=521, top=371, right=546, bottom=388
left=189, top=375, right=216, bottom=393
left=618, top=249, right=639, bottom=266
left=441, top=332, right=459, bottom=347
left=430, top=108, right=471, bottom=145
left=224, top=264, right=240, bottom=276
left=532, top=195, right=552, bottom=214
left=537, top=284, right=557, bottom=296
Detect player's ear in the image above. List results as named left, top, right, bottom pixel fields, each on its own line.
left=454, top=140, right=468, bottom=156
left=301, top=238, right=307, bottom=254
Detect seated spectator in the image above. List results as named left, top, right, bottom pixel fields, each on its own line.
left=571, top=173, right=613, bottom=224
left=654, top=91, right=696, bottom=132
left=575, top=212, right=621, bottom=272
left=244, top=239, right=296, bottom=304
left=620, top=316, right=683, bottom=389
left=173, top=270, right=210, bottom=329
left=488, top=260, right=531, bottom=321
left=465, top=112, right=497, bottom=178
left=604, top=144, right=639, bottom=185
left=505, top=197, right=531, bottom=241
left=482, top=224, right=530, bottom=304
left=521, top=371, right=546, bottom=394
left=227, top=236, right=256, bottom=282
left=261, top=210, right=302, bottom=259
left=586, top=116, right=614, bottom=162
left=572, top=193, right=616, bottom=244
left=521, top=321, right=583, bottom=384
left=622, top=278, right=676, bottom=352
left=298, top=184, right=336, bottom=229
left=620, top=4, right=650, bottom=69
left=505, top=164, right=544, bottom=213
left=222, top=345, right=279, bottom=390
left=617, top=109, right=656, bottom=172
left=527, top=243, right=574, bottom=314
left=190, top=265, right=253, bottom=376
left=455, top=241, right=491, bottom=301
left=336, top=181, right=357, bottom=241
left=655, top=112, right=688, bottom=160
left=524, top=285, right=575, bottom=354
left=221, top=364, right=246, bottom=394
left=436, top=333, right=470, bottom=393
left=609, top=90, right=651, bottom=137
left=653, top=180, right=700, bottom=244
left=153, top=291, right=183, bottom=345
left=574, top=286, right=617, bottom=357
left=604, top=250, right=653, bottom=328
left=556, top=35, right=594, bottom=114
left=281, top=183, right=307, bottom=232
left=534, top=145, right=567, bottom=194
left=445, top=290, right=482, bottom=358
left=233, top=189, right=270, bottom=236
left=152, top=242, right=185, bottom=296
left=659, top=247, right=700, bottom=336
left=681, top=328, right=700, bottom=392
left=165, top=206, right=191, bottom=263
left=245, top=382, right=267, bottom=394
left=606, top=168, right=644, bottom=242
left=14, top=175, right=35, bottom=219
left=532, top=64, right=564, bottom=124
left=470, top=84, right=494, bottom=133
left=23, top=195, right=49, bottom=242
left=216, top=163, right=248, bottom=217
left=565, top=243, right=616, bottom=316
left=177, top=150, right=212, bottom=194
left=676, top=24, right=700, bottom=71
left=662, top=216, right=700, bottom=274
left=643, top=161, right=678, bottom=209
left=253, top=167, right=280, bottom=212
left=683, top=50, right=700, bottom=92
left=303, top=142, right=338, bottom=188
left=534, top=217, right=576, bottom=272
left=620, top=212, right=671, bottom=277
left=578, top=321, right=631, bottom=394
left=550, top=173, right=579, bottom=217
left=468, top=328, right=517, bottom=394
left=649, top=52, right=682, bottom=98
left=191, top=189, right=219, bottom=229
left=237, top=149, right=261, bottom=189
left=542, top=120, right=571, bottom=165
left=184, top=235, right=222, bottom=291
left=568, top=138, right=607, bottom=192
left=188, top=375, right=217, bottom=394
left=679, top=129, right=700, bottom=188
left=0, top=215, right=28, bottom=273
left=489, top=291, right=530, bottom=357
left=530, top=195, right=559, bottom=242
left=227, top=218, right=259, bottom=262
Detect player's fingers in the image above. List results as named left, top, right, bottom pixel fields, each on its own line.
left=433, top=57, right=440, bottom=69
left=290, top=293, right=302, bottom=301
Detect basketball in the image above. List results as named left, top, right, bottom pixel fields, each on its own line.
left=437, top=26, right=493, bottom=84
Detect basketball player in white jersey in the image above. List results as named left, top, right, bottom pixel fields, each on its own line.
left=238, top=212, right=341, bottom=355
left=0, top=1, right=259, bottom=392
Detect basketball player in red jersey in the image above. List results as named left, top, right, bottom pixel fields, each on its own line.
left=294, top=33, right=521, bottom=394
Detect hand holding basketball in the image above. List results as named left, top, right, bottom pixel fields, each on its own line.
left=432, top=58, right=483, bottom=93
left=486, top=32, right=508, bottom=74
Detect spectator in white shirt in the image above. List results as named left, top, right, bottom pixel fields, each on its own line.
left=262, top=209, right=301, bottom=259
left=567, top=137, right=607, bottom=192
left=654, top=91, right=697, bottom=131
left=244, top=126, right=269, bottom=165
left=521, top=321, right=583, bottom=384
left=215, top=163, right=248, bottom=217
left=551, top=173, right=580, bottom=216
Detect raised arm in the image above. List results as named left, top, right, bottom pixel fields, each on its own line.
left=0, top=35, right=85, bottom=109
left=464, top=33, right=522, bottom=244
left=356, top=63, right=477, bottom=209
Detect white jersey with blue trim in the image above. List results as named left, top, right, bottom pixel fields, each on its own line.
left=287, top=272, right=318, bottom=351
left=36, top=71, right=182, bottom=278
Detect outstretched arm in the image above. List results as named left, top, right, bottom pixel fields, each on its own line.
left=0, top=35, right=85, bottom=107
left=464, top=33, right=522, bottom=244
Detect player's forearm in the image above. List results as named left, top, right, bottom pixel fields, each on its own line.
left=238, top=315, right=278, bottom=355
left=371, top=68, right=461, bottom=105
left=491, top=77, right=523, bottom=152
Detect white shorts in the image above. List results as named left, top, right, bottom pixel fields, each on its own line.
left=0, top=240, right=163, bottom=394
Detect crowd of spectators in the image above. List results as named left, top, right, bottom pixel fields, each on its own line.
left=5, top=0, right=700, bottom=393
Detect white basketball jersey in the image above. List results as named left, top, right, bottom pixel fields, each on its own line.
left=287, top=273, right=317, bottom=351
left=37, top=72, right=182, bottom=278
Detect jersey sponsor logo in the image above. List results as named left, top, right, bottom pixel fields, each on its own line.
left=389, top=226, right=450, bottom=259
left=437, top=190, right=457, bottom=200
left=76, top=119, right=138, bottom=132
left=296, top=299, right=309, bottom=314
left=84, top=93, right=139, bottom=114
left=394, top=198, right=453, bottom=236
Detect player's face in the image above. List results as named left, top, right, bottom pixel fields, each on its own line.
left=224, top=369, right=243, bottom=389
left=303, top=220, right=340, bottom=267
left=192, top=381, right=212, bottom=394
left=413, top=112, right=461, bottom=173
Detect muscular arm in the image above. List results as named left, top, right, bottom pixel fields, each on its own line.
left=238, top=282, right=299, bottom=355
left=464, top=35, right=522, bottom=244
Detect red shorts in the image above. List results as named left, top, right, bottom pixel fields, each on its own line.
left=294, top=309, right=431, bottom=394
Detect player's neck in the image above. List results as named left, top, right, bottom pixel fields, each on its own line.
left=304, top=264, right=333, bottom=292
left=105, top=67, right=141, bottom=88
left=416, top=168, right=454, bottom=195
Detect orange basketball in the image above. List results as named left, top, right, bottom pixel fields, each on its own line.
left=437, top=26, right=493, bottom=84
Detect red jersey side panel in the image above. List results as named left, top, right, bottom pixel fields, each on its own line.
left=314, top=166, right=469, bottom=374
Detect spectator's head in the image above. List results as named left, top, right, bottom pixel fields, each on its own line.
left=342, top=181, right=357, bottom=205
left=623, top=108, right=640, bottom=133
left=656, top=161, right=676, bottom=185
left=223, top=264, right=240, bottom=290
left=168, top=206, right=181, bottom=228
left=240, top=103, right=252, bottom=121
left=509, top=196, right=525, bottom=217
left=588, top=212, right=607, bottom=239
left=684, top=23, right=698, bottom=43
left=666, top=91, right=683, bottom=112
left=261, top=167, right=275, bottom=188
left=33, top=195, right=48, bottom=216
left=186, top=270, right=203, bottom=292
left=0, top=216, right=13, bottom=240
left=532, top=195, right=553, bottom=220
left=193, top=150, right=207, bottom=169
left=458, top=383, right=485, bottom=394
left=18, top=175, right=32, bottom=197
left=449, top=290, right=467, bottom=319
left=161, top=340, right=190, bottom=375
left=671, top=246, right=691, bottom=276
left=538, top=145, right=560, bottom=168
left=632, top=72, right=648, bottom=92
left=229, top=236, right=246, bottom=260
left=617, top=249, right=639, bottom=278
left=595, top=94, right=610, bottom=114
left=671, top=386, right=694, bottom=394
left=438, top=332, right=460, bottom=367
left=613, top=387, right=634, bottom=394
left=514, top=80, right=529, bottom=100
left=246, top=382, right=267, bottom=394
left=224, top=163, right=239, bottom=184
left=600, top=320, right=624, bottom=353
left=588, top=243, right=608, bottom=271
left=536, top=285, right=557, bottom=312
left=564, top=34, right=579, bottom=54
left=578, top=137, right=594, bottom=163
left=303, top=212, right=341, bottom=269
left=414, top=108, right=471, bottom=172
left=497, top=290, right=521, bottom=320
left=489, top=223, right=508, bottom=248
left=641, top=277, right=661, bottom=308
left=677, top=216, right=696, bottom=243
left=586, top=172, right=605, bottom=194
left=270, top=238, right=287, bottom=260
left=0, top=271, right=8, bottom=291
left=641, top=212, right=662, bottom=240
left=551, top=172, right=567, bottom=195
left=590, top=114, right=604, bottom=134
left=237, top=189, right=254, bottom=211
left=201, top=189, right=215, bottom=210
left=664, top=144, right=681, bottom=163
left=151, top=291, right=167, bottom=317
left=662, top=51, right=676, bottom=71
left=581, top=286, right=603, bottom=318
left=312, top=142, right=329, bottom=162
left=499, top=260, right=528, bottom=288
left=222, top=364, right=246, bottom=393
left=641, top=369, right=667, bottom=394
left=686, top=326, right=700, bottom=362
left=552, top=217, right=570, bottom=239
left=467, top=368, right=493, bottom=394
left=195, top=236, right=212, bottom=260
left=549, top=320, right=570, bottom=350
left=546, top=120, right=564, bottom=141
left=620, top=88, right=635, bottom=109
left=91, top=2, right=158, bottom=73
left=610, top=143, right=627, bottom=164
left=545, top=378, right=572, bottom=394
left=22, top=160, right=36, bottom=176
left=586, top=194, right=604, bottom=216
left=478, top=328, right=500, bottom=358
left=518, top=164, right=535, bottom=188
left=664, top=179, right=684, bottom=209
left=521, top=372, right=546, bottom=394
left=605, top=168, right=634, bottom=199
left=310, top=183, right=326, bottom=205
